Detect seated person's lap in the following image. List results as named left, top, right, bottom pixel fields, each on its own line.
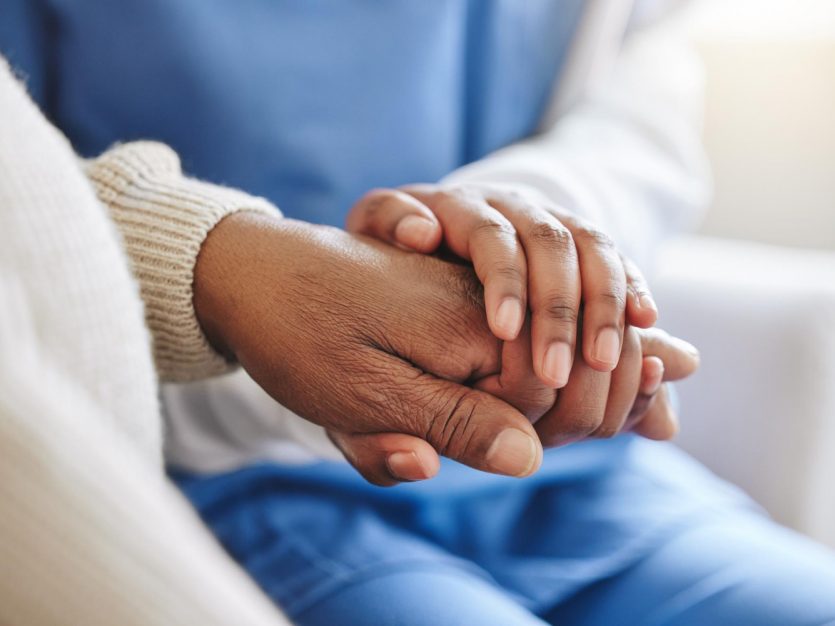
left=172, top=437, right=835, bottom=625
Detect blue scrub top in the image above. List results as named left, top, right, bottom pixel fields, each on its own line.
left=0, top=0, right=584, bottom=226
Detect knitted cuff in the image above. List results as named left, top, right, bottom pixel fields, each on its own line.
left=86, top=141, right=279, bottom=382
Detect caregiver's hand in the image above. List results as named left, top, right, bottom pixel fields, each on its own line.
left=193, top=211, right=548, bottom=481
left=533, top=326, right=700, bottom=447
left=347, top=184, right=658, bottom=387
left=341, top=326, right=699, bottom=485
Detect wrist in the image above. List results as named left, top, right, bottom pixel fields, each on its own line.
left=193, top=210, right=295, bottom=359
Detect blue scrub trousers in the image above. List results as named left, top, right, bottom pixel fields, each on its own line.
left=173, top=438, right=835, bottom=625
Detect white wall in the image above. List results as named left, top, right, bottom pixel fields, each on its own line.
left=688, top=0, right=835, bottom=250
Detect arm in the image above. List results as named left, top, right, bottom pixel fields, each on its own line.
left=441, top=1, right=710, bottom=267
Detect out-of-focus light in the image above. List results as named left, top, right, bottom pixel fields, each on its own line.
left=690, top=0, right=835, bottom=42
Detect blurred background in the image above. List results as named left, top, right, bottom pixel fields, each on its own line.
left=693, top=0, right=835, bottom=249
left=654, top=0, right=835, bottom=547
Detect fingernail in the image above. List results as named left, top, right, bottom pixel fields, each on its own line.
left=486, top=429, right=537, bottom=477
left=495, top=297, right=523, bottom=339
left=593, top=327, right=621, bottom=369
left=542, top=342, right=572, bottom=388
left=394, top=215, right=436, bottom=250
left=386, top=451, right=426, bottom=481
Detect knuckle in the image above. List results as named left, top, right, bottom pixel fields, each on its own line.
left=513, top=388, right=557, bottom=422
left=487, top=263, right=525, bottom=285
left=527, top=221, right=574, bottom=251
left=576, top=225, right=616, bottom=249
left=537, top=293, right=578, bottom=323
left=564, top=411, right=604, bottom=439
left=437, top=185, right=475, bottom=206
left=594, top=287, right=627, bottom=311
left=473, top=217, right=516, bottom=239
left=424, top=389, right=479, bottom=457
left=358, top=188, right=401, bottom=219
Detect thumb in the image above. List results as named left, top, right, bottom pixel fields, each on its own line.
left=346, top=188, right=442, bottom=252
left=406, top=375, right=544, bottom=478
left=360, top=353, right=543, bottom=478
left=328, top=430, right=441, bottom=487
left=342, top=352, right=543, bottom=479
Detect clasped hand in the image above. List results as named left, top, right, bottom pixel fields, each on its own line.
left=194, top=183, right=699, bottom=487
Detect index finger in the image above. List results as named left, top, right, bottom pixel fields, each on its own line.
left=403, top=186, right=528, bottom=342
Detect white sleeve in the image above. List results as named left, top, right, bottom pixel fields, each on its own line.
left=441, top=2, right=710, bottom=269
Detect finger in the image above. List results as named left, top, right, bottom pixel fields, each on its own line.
left=622, top=255, right=658, bottom=329
left=591, top=326, right=642, bottom=438
left=403, top=186, right=527, bottom=341
left=346, top=188, right=442, bottom=252
left=357, top=352, right=543, bottom=477
left=638, top=327, right=700, bottom=381
left=535, top=348, right=611, bottom=448
left=485, top=190, right=580, bottom=389
left=622, top=356, right=664, bottom=431
left=639, top=356, right=665, bottom=395
left=328, top=430, right=441, bottom=487
left=558, top=217, right=627, bottom=372
left=632, top=384, right=679, bottom=440
left=474, top=318, right=557, bottom=422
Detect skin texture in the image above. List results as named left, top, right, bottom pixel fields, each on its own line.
left=194, top=212, right=547, bottom=479
left=345, top=184, right=698, bottom=469
left=193, top=207, right=699, bottom=487
left=347, top=184, right=660, bottom=388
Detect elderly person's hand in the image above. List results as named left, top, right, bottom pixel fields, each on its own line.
left=193, top=211, right=550, bottom=482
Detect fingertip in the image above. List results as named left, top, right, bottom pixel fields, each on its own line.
left=386, top=450, right=431, bottom=482
left=485, top=428, right=540, bottom=477
left=626, top=291, right=658, bottom=328
left=393, top=215, right=442, bottom=252
left=638, top=292, right=658, bottom=317
left=423, top=448, right=442, bottom=478
left=640, top=356, right=664, bottom=395
left=670, top=337, right=701, bottom=378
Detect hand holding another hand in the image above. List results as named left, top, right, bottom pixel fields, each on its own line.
left=344, top=183, right=700, bottom=482
left=348, top=183, right=660, bottom=383
left=193, top=184, right=699, bottom=488
left=193, top=211, right=546, bottom=483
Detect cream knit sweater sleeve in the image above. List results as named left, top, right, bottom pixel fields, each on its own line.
left=86, top=141, right=279, bottom=382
